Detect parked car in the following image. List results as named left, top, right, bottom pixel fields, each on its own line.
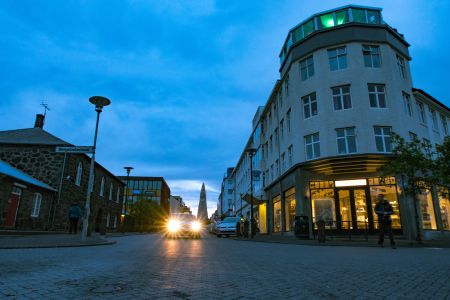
left=165, top=213, right=202, bottom=239
left=215, top=216, right=241, bottom=237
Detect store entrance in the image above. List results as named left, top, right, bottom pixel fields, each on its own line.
left=336, top=188, right=370, bottom=231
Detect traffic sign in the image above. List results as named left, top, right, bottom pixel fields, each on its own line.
left=55, top=146, right=94, bottom=154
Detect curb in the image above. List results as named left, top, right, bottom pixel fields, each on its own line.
left=0, top=240, right=116, bottom=250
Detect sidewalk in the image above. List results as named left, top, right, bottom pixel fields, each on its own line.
left=233, top=234, right=450, bottom=248
left=0, top=233, right=115, bottom=249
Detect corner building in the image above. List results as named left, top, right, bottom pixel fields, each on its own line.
left=232, top=5, right=450, bottom=240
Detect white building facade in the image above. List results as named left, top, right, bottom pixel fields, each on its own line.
left=228, top=5, right=450, bottom=240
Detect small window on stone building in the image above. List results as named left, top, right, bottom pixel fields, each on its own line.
left=106, top=213, right=110, bottom=228
left=100, top=177, right=105, bottom=197
left=75, top=162, right=82, bottom=186
left=31, top=193, right=42, bottom=218
left=109, top=183, right=113, bottom=201
left=116, top=186, right=120, bottom=203
left=113, top=215, right=118, bottom=228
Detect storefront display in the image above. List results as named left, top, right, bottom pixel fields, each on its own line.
left=284, top=187, right=296, bottom=231
left=259, top=203, right=267, bottom=234
left=418, top=189, right=437, bottom=230
left=273, top=195, right=281, bottom=232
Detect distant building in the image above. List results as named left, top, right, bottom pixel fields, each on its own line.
left=217, top=167, right=234, bottom=217
left=0, top=114, right=124, bottom=232
left=197, top=183, right=208, bottom=221
left=117, top=176, right=170, bottom=214
left=170, top=195, right=184, bottom=214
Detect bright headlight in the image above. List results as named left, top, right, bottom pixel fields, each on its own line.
left=191, top=221, right=202, bottom=231
left=168, top=220, right=180, bottom=232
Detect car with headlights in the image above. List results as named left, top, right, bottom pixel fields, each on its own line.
left=165, top=213, right=202, bottom=239
left=215, top=216, right=241, bottom=237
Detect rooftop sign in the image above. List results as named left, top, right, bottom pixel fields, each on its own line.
left=55, top=146, right=94, bottom=154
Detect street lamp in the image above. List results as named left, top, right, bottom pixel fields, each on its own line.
left=81, top=96, right=111, bottom=242
left=247, top=148, right=257, bottom=239
left=123, top=166, right=133, bottom=215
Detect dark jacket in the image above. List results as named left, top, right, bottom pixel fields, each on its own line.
left=68, top=205, right=82, bottom=219
left=374, top=200, right=393, bottom=223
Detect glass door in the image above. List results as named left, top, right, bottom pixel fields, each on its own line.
left=338, top=190, right=352, bottom=229
left=354, top=189, right=368, bottom=230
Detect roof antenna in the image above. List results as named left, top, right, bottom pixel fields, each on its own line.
left=41, top=102, right=50, bottom=117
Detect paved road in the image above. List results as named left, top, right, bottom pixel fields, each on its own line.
left=0, top=234, right=449, bottom=299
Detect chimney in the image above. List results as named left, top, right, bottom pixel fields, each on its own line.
left=34, top=114, right=45, bottom=129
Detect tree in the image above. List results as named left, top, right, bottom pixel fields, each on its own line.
left=435, top=136, right=450, bottom=198
left=378, top=133, right=435, bottom=242
left=127, top=198, right=165, bottom=232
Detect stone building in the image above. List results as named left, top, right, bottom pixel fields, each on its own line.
left=0, top=114, right=124, bottom=233
left=0, top=160, right=57, bottom=230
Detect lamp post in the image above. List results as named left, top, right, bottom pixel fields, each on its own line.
left=123, top=166, right=133, bottom=216
left=81, top=96, right=111, bottom=242
left=247, top=148, right=257, bottom=238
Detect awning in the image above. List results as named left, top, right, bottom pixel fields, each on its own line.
left=242, top=193, right=266, bottom=205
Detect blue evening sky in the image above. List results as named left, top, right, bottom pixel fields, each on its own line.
left=1, top=1, right=449, bottom=216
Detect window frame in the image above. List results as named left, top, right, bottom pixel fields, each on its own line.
left=374, top=126, right=392, bottom=153
left=100, top=177, right=105, bottom=197
left=362, top=44, right=381, bottom=68
left=31, top=193, right=42, bottom=218
left=302, top=92, right=318, bottom=119
left=396, top=54, right=406, bottom=78
left=403, top=92, right=413, bottom=117
left=368, top=83, right=387, bottom=108
left=75, top=162, right=82, bottom=186
left=300, top=55, right=314, bottom=81
left=332, top=85, right=352, bottom=111
left=305, top=132, right=320, bottom=160
left=328, top=46, right=347, bottom=71
left=336, top=127, right=357, bottom=154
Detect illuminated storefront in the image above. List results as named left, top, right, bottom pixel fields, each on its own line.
left=438, top=189, right=450, bottom=231
left=310, top=177, right=401, bottom=232
left=284, top=187, right=296, bottom=231
left=273, top=195, right=282, bottom=232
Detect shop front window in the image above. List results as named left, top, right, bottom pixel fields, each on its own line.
left=259, top=203, right=267, bottom=234
left=311, top=189, right=335, bottom=228
left=370, top=185, right=401, bottom=229
left=438, top=190, right=450, bottom=231
left=284, top=187, right=296, bottom=231
left=418, top=190, right=437, bottom=230
left=273, top=196, right=282, bottom=232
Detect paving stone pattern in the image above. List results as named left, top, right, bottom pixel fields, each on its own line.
left=0, top=234, right=449, bottom=299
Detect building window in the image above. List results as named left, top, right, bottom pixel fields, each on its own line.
left=281, top=152, right=286, bottom=172
left=279, top=91, right=283, bottom=108
left=265, top=142, right=269, bottom=159
left=228, top=189, right=233, bottom=194
left=113, top=215, right=118, bottom=228
left=285, top=75, right=289, bottom=96
left=100, top=177, right=105, bottom=196
left=109, top=183, right=113, bottom=201
left=273, top=195, right=282, bottom=232
left=332, top=85, right=351, bottom=110
left=328, top=46, right=347, bottom=71
left=438, top=188, right=450, bottom=230
left=302, top=92, right=318, bottom=119
left=270, top=165, right=274, bottom=181
left=276, top=159, right=280, bottom=176
left=300, top=55, right=314, bottom=81
left=418, top=190, right=437, bottom=230
left=275, top=128, right=279, bottom=146
left=269, top=111, right=272, bottom=125
left=362, top=44, right=381, bottom=67
left=280, top=119, right=284, bottom=139
left=417, top=102, right=426, bottom=124
left=270, top=135, right=273, bottom=153
left=403, top=92, right=412, bottom=116
left=336, top=127, right=357, bottom=154
left=287, top=109, right=291, bottom=133
left=284, top=187, right=296, bottom=232
left=288, top=145, right=293, bottom=167
left=368, top=84, right=386, bottom=108
left=305, top=132, right=320, bottom=160
left=31, top=193, right=42, bottom=218
left=430, top=109, right=438, bottom=131
left=106, top=213, right=110, bottom=228
left=116, top=186, right=120, bottom=203
left=396, top=54, right=406, bottom=78
left=374, top=126, right=392, bottom=152
left=75, top=162, right=82, bottom=186
left=409, top=132, right=418, bottom=141
left=442, top=115, right=449, bottom=136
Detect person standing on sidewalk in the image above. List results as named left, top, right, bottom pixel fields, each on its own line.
left=374, top=194, right=396, bottom=249
left=68, top=203, right=82, bottom=234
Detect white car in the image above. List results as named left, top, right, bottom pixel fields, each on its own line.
left=215, top=217, right=241, bottom=237
left=165, top=213, right=202, bottom=239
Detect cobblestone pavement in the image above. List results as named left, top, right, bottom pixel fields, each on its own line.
left=0, top=234, right=449, bottom=299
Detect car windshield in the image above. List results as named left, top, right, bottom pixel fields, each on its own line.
left=222, top=217, right=240, bottom=223
left=171, top=214, right=195, bottom=221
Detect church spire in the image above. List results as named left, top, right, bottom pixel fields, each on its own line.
left=197, top=183, right=208, bottom=220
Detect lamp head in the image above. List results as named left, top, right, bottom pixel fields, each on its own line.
left=124, top=166, right=134, bottom=175
left=89, top=96, right=111, bottom=112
